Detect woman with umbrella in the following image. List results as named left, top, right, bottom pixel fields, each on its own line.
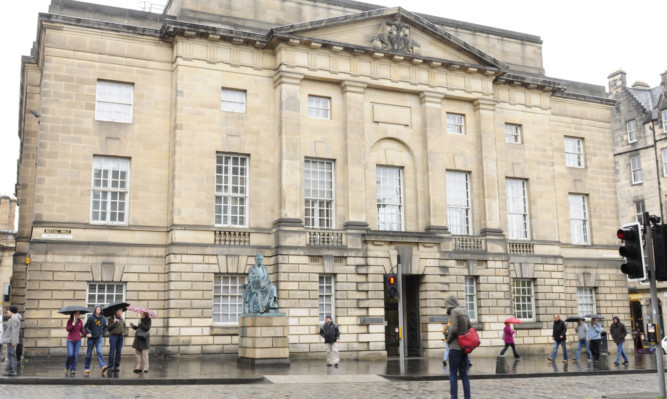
left=65, top=310, right=86, bottom=374
left=129, top=306, right=155, bottom=373
left=499, top=318, right=521, bottom=359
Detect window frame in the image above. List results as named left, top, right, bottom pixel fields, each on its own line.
left=577, top=287, right=596, bottom=316
left=304, top=159, right=335, bottom=230
left=564, top=136, right=585, bottom=168
left=662, top=148, right=667, bottom=177
left=630, top=155, right=643, bottom=184
left=213, top=274, right=246, bottom=324
left=215, top=153, right=249, bottom=227
left=464, top=276, right=477, bottom=322
left=662, top=110, right=667, bottom=133
left=446, top=113, right=466, bottom=135
left=506, top=178, right=530, bottom=240
left=90, top=156, right=131, bottom=225
left=376, top=166, right=404, bottom=231
left=512, top=279, right=535, bottom=321
left=569, top=194, right=591, bottom=245
left=95, top=80, right=134, bottom=123
left=319, top=274, right=335, bottom=323
left=308, top=95, right=331, bottom=119
left=627, top=120, right=638, bottom=143
left=446, top=170, right=472, bottom=235
left=87, top=282, right=126, bottom=309
left=505, top=123, right=522, bottom=144
left=635, top=200, right=645, bottom=224
left=221, top=88, right=247, bottom=113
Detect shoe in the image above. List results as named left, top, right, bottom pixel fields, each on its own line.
left=3, top=372, right=17, bottom=377
left=334, top=364, right=338, bottom=368
left=143, top=370, right=149, bottom=373
left=133, top=369, right=142, bottom=373
left=71, top=371, right=76, bottom=374
left=547, top=357, right=554, bottom=362
left=468, top=363, right=472, bottom=367
left=443, top=361, right=447, bottom=366
left=327, top=364, right=332, bottom=367
left=101, top=366, right=108, bottom=375
left=112, top=368, right=119, bottom=372
left=614, top=362, right=619, bottom=365
left=563, top=360, right=568, bottom=363
left=623, top=361, right=629, bottom=365
left=84, top=369, right=91, bottom=374
left=515, top=356, right=521, bottom=360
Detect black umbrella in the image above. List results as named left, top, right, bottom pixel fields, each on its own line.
left=102, top=301, right=130, bottom=317
left=565, top=316, right=585, bottom=322
left=58, top=305, right=91, bottom=315
left=584, top=314, right=605, bottom=320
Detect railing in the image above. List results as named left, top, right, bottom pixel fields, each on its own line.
left=509, top=241, right=534, bottom=255
left=453, top=236, right=486, bottom=252
left=307, top=230, right=345, bottom=246
left=214, top=230, right=250, bottom=246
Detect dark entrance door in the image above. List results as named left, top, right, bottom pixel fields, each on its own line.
left=384, top=297, right=399, bottom=357
left=630, top=300, right=644, bottom=334
left=405, top=275, right=421, bottom=357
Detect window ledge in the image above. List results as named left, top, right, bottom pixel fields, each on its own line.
left=514, top=322, right=542, bottom=329
left=210, top=325, right=239, bottom=336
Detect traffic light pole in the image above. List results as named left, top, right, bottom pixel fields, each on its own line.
left=397, top=255, right=405, bottom=375
left=642, top=212, right=666, bottom=398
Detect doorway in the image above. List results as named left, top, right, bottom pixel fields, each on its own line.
left=405, top=275, right=421, bottom=357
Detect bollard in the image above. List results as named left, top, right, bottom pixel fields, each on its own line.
left=495, top=355, right=509, bottom=374
left=598, top=353, right=610, bottom=370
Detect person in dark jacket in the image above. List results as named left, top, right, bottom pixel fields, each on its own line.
left=610, top=316, right=629, bottom=365
left=445, top=295, right=471, bottom=399
left=107, top=308, right=126, bottom=371
left=547, top=314, right=568, bottom=363
left=131, top=311, right=151, bottom=373
left=319, top=315, right=340, bottom=367
left=83, top=305, right=108, bottom=375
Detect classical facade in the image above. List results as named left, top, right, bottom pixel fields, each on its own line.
left=0, top=195, right=17, bottom=306
left=13, top=0, right=628, bottom=358
left=609, top=70, right=667, bottom=335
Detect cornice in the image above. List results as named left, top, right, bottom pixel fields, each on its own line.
left=340, top=80, right=368, bottom=94
left=494, top=72, right=564, bottom=94
left=419, top=91, right=444, bottom=105
left=472, top=98, right=498, bottom=112
left=272, top=70, right=305, bottom=87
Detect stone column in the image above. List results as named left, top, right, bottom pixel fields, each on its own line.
left=473, top=99, right=503, bottom=238
left=420, top=91, right=448, bottom=234
left=273, top=70, right=304, bottom=228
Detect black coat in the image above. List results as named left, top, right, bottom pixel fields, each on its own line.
left=132, top=317, right=151, bottom=350
left=610, top=321, right=628, bottom=344
left=552, top=319, right=567, bottom=342
left=320, top=321, right=340, bottom=344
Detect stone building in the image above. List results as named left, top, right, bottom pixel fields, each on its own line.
left=0, top=195, right=17, bottom=308
left=13, top=0, right=627, bottom=358
left=608, top=70, right=667, bottom=335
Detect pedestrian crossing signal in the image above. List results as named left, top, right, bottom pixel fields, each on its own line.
left=386, top=274, right=399, bottom=298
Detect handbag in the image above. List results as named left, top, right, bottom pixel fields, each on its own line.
left=136, top=328, right=149, bottom=339
left=456, top=327, right=481, bottom=354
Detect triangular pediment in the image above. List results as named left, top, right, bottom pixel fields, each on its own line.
left=272, top=7, right=507, bottom=70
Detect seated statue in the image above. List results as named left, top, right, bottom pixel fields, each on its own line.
left=243, top=253, right=279, bottom=314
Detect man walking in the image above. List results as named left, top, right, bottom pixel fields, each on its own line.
left=610, top=316, right=629, bottom=365
left=84, top=305, right=109, bottom=375
left=575, top=318, right=592, bottom=362
left=2, top=306, right=21, bottom=376
left=547, top=314, right=568, bottom=363
left=588, top=318, right=602, bottom=361
left=445, top=295, right=471, bottom=399
left=319, top=315, right=339, bottom=367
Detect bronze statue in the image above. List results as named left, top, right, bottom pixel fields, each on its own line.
left=243, top=253, right=278, bottom=314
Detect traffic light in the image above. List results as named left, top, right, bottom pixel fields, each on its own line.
left=617, top=222, right=646, bottom=281
left=386, top=273, right=399, bottom=298
left=652, top=224, right=667, bottom=281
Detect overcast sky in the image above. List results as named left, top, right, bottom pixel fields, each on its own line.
left=0, top=0, right=665, bottom=202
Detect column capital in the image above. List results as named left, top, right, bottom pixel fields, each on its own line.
left=340, top=80, right=367, bottom=94
left=472, top=98, right=498, bottom=112
left=419, top=91, right=444, bottom=105
left=273, top=70, right=304, bottom=87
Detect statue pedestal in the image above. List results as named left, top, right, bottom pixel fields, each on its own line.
left=237, top=313, right=290, bottom=367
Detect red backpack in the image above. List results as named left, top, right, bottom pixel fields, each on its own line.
left=456, top=317, right=481, bottom=354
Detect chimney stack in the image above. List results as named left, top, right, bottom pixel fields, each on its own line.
left=608, top=69, right=627, bottom=94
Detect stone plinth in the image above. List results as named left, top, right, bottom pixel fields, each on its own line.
left=237, top=313, right=290, bottom=367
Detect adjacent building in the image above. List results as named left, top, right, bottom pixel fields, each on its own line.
left=0, top=195, right=17, bottom=309
left=13, top=0, right=627, bottom=358
left=609, top=70, right=667, bottom=335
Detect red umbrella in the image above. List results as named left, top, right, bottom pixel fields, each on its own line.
left=505, top=317, right=522, bottom=324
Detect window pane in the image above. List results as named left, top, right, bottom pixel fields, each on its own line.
left=447, top=171, right=471, bottom=235
left=95, top=81, right=133, bottom=123
left=91, top=157, right=130, bottom=224
left=213, top=275, right=246, bottom=323
left=512, top=279, right=534, bottom=320
left=569, top=194, right=590, bottom=244
left=215, top=154, right=249, bottom=226
left=506, top=179, right=529, bottom=239
left=308, top=96, right=331, bottom=119
left=319, top=275, right=335, bottom=322
left=221, top=89, right=246, bottom=113
left=305, top=159, right=335, bottom=229
left=376, top=166, right=403, bottom=231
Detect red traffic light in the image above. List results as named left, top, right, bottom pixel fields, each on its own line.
left=388, top=274, right=397, bottom=285
left=617, top=228, right=636, bottom=241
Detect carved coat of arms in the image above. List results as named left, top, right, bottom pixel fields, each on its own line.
left=370, top=15, right=420, bottom=54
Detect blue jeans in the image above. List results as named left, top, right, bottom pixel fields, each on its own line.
left=552, top=340, right=568, bottom=360
left=448, top=349, right=471, bottom=399
left=108, top=335, right=124, bottom=369
left=444, top=342, right=471, bottom=365
left=65, top=340, right=82, bottom=371
left=84, top=336, right=107, bottom=370
left=616, top=342, right=629, bottom=363
left=575, top=339, right=591, bottom=360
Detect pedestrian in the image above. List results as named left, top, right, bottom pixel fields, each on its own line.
left=445, top=295, right=471, bottom=399
left=610, top=316, right=629, bottom=365
left=499, top=322, right=521, bottom=359
left=2, top=306, right=20, bottom=376
left=0, top=310, right=3, bottom=363
left=107, top=308, right=125, bottom=372
left=65, top=311, right=85, bottom=374
left=319, top=315, right=340, bottom=367
left=547, top=314, right=568, bottom=363
left=588, top=317, right=602, bottom=361
left=83, top=305, right=109, bottom=375
left=131, top=311, right=151, bottom=373
left=574, top=318, right=592, bottom=362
